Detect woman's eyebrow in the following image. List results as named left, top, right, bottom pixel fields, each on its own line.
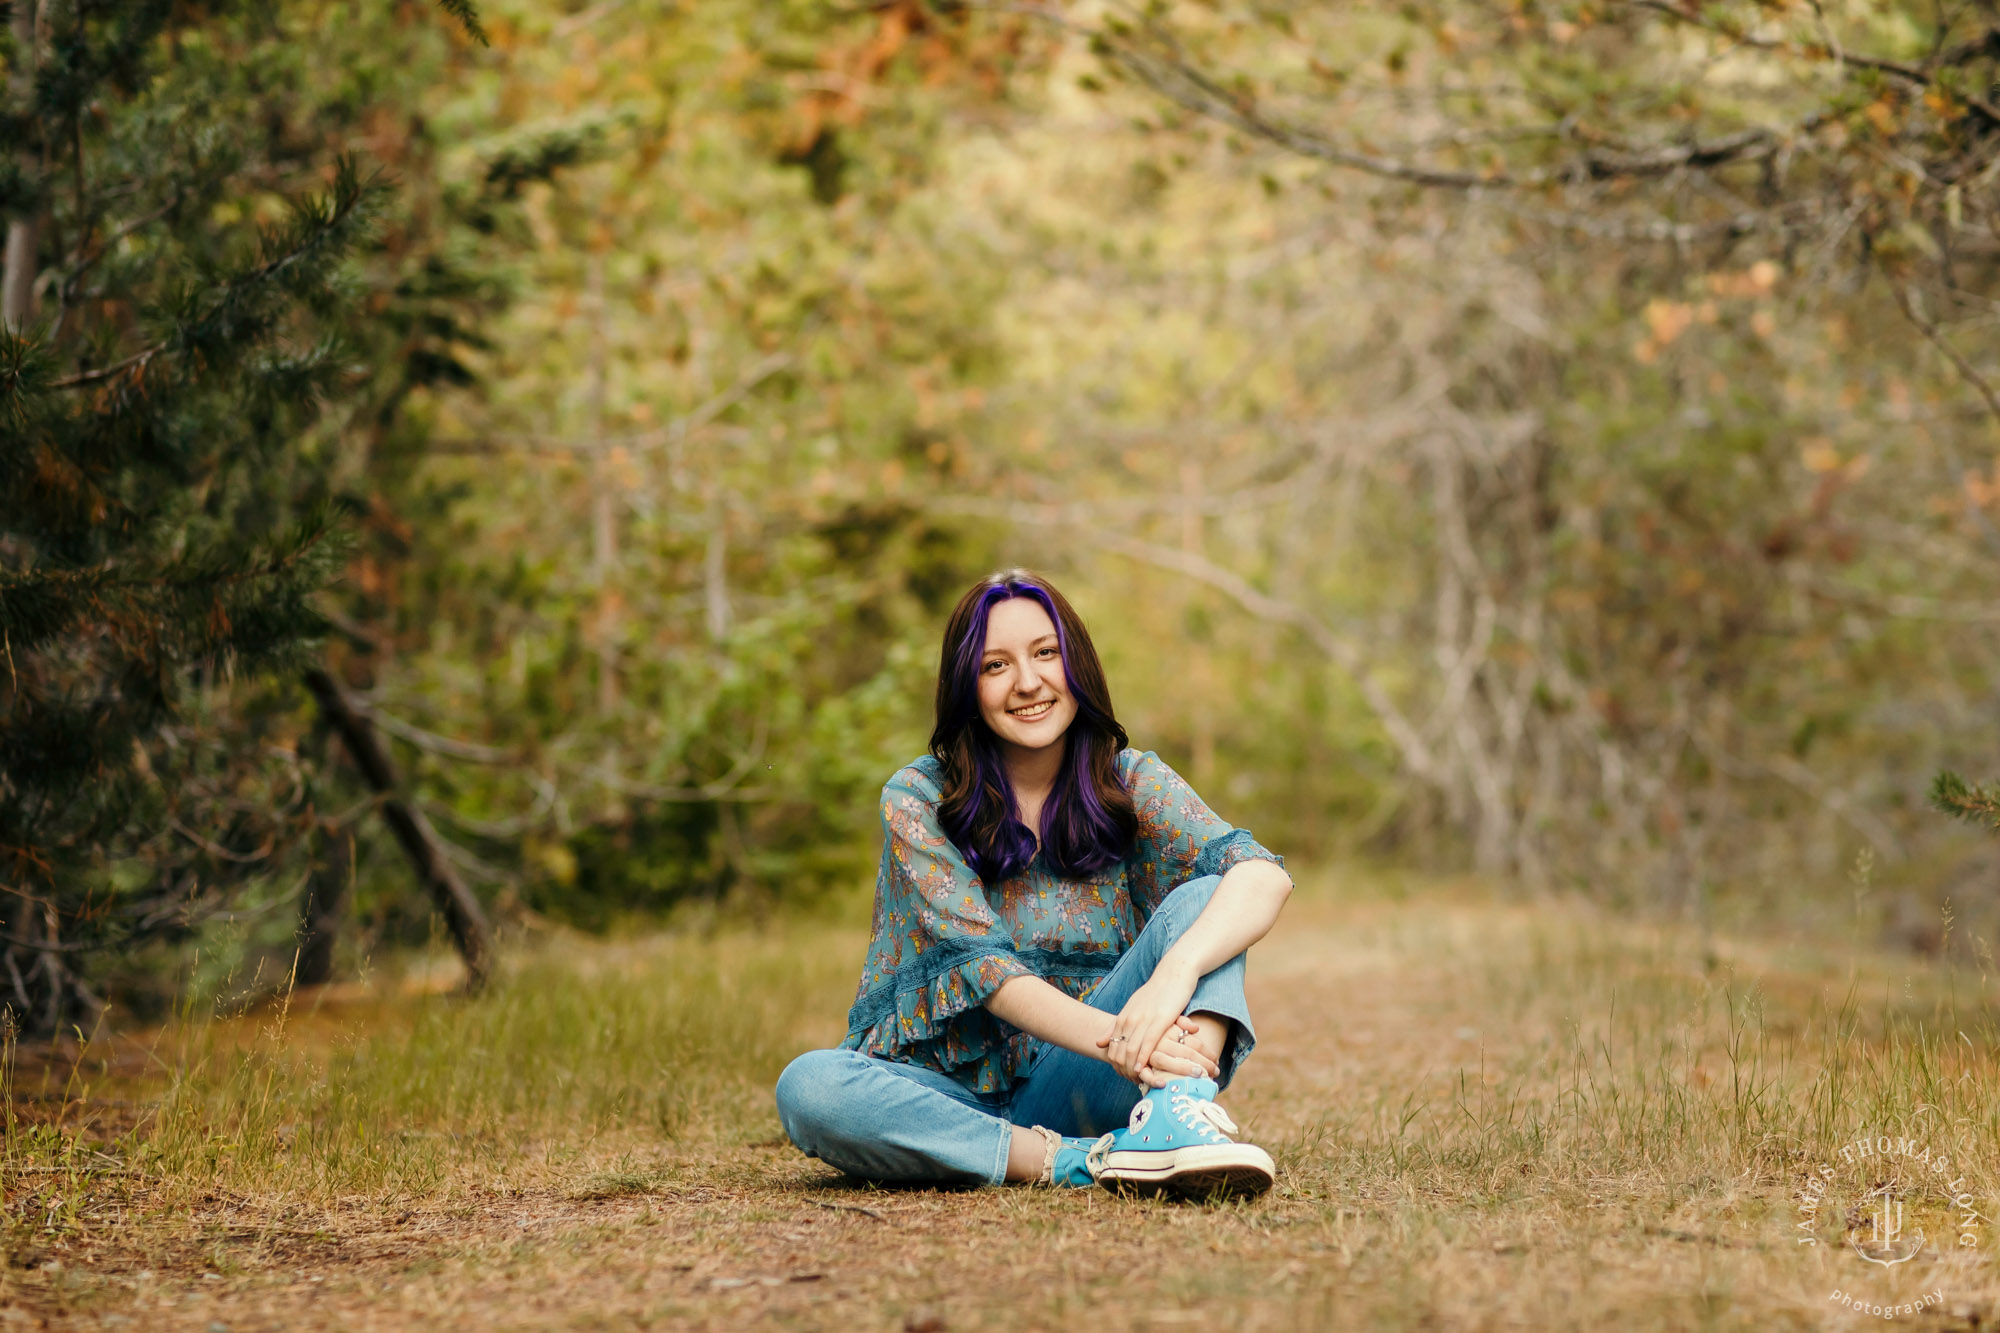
left=982, top=634, right=1057, bottom=660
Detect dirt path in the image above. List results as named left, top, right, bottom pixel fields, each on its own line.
left=6, top=890, right=1995, bottom=1331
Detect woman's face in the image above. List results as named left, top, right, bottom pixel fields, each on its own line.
left=976, top=597, right=1078, bottom=756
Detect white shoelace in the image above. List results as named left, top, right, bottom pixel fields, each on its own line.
left=1170, top=1093, right=1239, bottom=1141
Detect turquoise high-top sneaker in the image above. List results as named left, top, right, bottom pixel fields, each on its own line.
left=1091, top=1075, right=1275, bottom=1198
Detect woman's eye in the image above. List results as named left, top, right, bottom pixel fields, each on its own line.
left=1038, top=647, right=1058, bottom=658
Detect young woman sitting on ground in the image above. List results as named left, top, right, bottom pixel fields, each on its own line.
left=775, top=568, right=1292, bottom=1197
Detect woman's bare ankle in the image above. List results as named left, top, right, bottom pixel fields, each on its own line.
left=1182, top=1013, right=1230, bottom=1068
left=1004, top=1124, right=1049, bottom=1182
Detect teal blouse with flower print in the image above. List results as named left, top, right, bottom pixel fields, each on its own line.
left=839, top=748, right=1285, bottom=1095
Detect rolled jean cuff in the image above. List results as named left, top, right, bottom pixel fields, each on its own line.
left=985, top=1114, right=1012, bottom=1185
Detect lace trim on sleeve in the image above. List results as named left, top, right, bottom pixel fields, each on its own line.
left=1192, top=827, right=1286, bottom=881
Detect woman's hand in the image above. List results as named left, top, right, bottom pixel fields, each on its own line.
left=1136, top=1018, right=1221, bottom=1087
left=1097, top=961, right=1204, bottom=1083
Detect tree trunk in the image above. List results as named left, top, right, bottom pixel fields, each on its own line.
left=303, top=668, right=493, bottom=988
left=2, top=0, right=38, bottom=328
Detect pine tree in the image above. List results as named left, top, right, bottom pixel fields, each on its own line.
left=0, top=1, right=481, bottom=1034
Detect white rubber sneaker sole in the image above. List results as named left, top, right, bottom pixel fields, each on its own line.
left=1095, top=1142, right=1276, bottom=1199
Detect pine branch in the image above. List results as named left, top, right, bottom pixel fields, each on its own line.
left=436, top=0, right=489, bottom=47
left=50, top=159, right=386, bottom=390
left=1930, top=772, right=2000, bottom=833
left=0, top=506, right=344, bottom=659
left=481, top=121, right=614, bottom=200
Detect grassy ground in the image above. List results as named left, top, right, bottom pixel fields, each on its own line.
left=6, top=872, right=2000, bottom=1331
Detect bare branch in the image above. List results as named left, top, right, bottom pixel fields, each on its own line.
left=1065, top=10, right=1796, bottom=192
left=1632, top=0, right=2000, bottom=125
left=167, top=819, right=274, bottom=865
left=352, top=699, right=520, bottom=765
left=1893, top=282, right=2000, bottom=430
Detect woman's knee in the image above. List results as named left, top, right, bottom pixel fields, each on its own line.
left=1154, top=874, right=1223, bottom=933
left=774, top=1048, right=863, bottom=1148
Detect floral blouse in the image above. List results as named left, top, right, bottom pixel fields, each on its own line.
left=839, top=748, right=1285, bottom=1094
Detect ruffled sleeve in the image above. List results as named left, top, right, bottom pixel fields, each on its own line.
left=840, top=763, right=1033, bottom=1076
left=1122, top=749, right=1286, bottom=922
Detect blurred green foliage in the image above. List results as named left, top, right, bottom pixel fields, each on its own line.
left=7, top=0, right=2000, bottom=1028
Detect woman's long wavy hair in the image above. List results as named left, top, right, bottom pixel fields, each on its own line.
left=930, top=569, right=1137, bottom=883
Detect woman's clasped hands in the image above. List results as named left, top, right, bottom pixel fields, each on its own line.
left=1095, top=964, right=1222, bottom=1088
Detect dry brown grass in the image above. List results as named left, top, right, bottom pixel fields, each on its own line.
left=6, top=873, right=2000, bottom=1331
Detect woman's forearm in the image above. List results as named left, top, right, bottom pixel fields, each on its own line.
left=1155, top=858, right=1292, bottom=986
left=986, top=973, right=1114, bottom=1060
left=988, top=860, right=1291, bottom=1055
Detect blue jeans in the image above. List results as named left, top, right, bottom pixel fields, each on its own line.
left=775, top=876, right=1256, bottom=1186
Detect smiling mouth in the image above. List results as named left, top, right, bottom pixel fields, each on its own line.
left=1008, top=700, right=1056, bottom=722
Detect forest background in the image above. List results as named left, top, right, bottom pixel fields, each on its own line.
left=5, top=0, right=2000, bottom=1035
